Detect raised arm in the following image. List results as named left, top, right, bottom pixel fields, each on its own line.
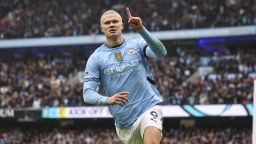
left=126, top=7, right=167, bottom=58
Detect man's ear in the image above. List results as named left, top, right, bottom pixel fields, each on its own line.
left=100, top=26, right=104, bottom=33
left=121, top=23, right=124, bottom=30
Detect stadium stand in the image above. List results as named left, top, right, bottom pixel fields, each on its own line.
left=0, top=127, right=251, bottom=144
left=0, top=1, right=254, bottom=143
left=0, top=0, right=255, bottom=39
left=0, top=43, right=254, bottom=108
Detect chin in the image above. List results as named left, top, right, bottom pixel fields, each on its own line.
left=107, top=34, right=119, bottom=39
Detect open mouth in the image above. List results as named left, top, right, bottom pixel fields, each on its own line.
left=109, top=29, right=117, bottom=33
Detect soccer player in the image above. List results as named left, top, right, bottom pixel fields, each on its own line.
left=83, top=7, right=167, bottom=144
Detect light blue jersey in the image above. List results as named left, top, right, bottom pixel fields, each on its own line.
left=83, top=28, right=166, bottom=128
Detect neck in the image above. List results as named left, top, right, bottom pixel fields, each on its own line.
left=105, top=36, right=123, bottom=47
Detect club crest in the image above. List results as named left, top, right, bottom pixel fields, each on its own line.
left=127, top=48, right=136, bottom=55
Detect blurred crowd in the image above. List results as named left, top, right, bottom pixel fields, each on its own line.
left=162, top=127, right=251, bottom=144
left=0, top=48, right=86, bottom=108
left=0, top=45, right=255, bottom=108
left=0, top=127, right=251, bottom=144
left=0, top=128, right=121, bottom=144
left=0, top=0, right=255, bottom=39
left=151, top=46, right=255, bottom=105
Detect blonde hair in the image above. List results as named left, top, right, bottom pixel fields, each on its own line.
left=100, top=10, right=122, bottom=25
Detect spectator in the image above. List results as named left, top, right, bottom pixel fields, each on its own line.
left=0, top=0, right=255, bottom=39
left=0, top=127, right=251, bottom=143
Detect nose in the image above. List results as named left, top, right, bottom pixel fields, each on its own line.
left=109, top=22, right=116, bottom=27
left=109, top=23, right=115, bottom=27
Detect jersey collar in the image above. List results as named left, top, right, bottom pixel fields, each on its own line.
left=104, top=39, right=125, bottom=49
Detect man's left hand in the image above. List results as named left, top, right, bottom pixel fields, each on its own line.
left=126, top=7, right=144, bottom=32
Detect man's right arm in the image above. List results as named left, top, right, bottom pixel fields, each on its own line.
left=83, top=81, right=109, bottom=105
left=83, top=55, right=109, bottom=105
left=83, top=54, right=129, bottom=106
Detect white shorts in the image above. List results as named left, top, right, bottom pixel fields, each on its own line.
left=116, top=105, right=163, bottom=144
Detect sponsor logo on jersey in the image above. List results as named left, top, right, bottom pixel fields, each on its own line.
left=103, top=59, right=140, bottom=78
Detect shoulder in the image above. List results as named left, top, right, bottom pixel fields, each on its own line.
left=125, top=38, right=147, bottom=54
left=125, top=38, right=146, bottom=49
left=87, top=45, right=104, bottom=65
left=89, top=44, right=105, bottom=59
left=126, top=38, right=145, bottom=44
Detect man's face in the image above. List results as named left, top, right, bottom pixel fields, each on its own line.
left=100, top=13, right=124, bottom=39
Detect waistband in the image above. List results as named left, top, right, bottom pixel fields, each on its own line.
left=156, top=102, right=163, bottom=105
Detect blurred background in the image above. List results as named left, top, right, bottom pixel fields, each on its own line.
left=0, top=0, right=255, bottom=143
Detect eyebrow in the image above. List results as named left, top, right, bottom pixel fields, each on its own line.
left=103, top=19, right=119, bottom=24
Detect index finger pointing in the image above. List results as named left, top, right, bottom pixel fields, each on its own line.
left=126, top=7, right=132, bottom=18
